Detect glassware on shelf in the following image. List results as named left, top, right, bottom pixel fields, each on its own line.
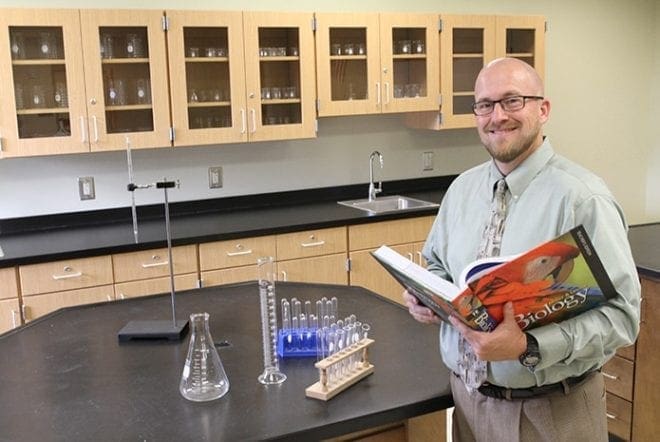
left=288, top=46, right=299, bottom=56
left=412, top=40, right=425, bottom=54
left=53, top=82, right=68, bottom=108
left=187, top=47, right=200, bottom=58
left=107, top=79, right=126, bottom=106
left=14, top=82, right=25, bottom=110
left=398, top=40, right=412, bottom=54
left=100, top=33, right=114, bottom=59
left=38, top=32, right=57, bottom=59
left=179, top=312, right=230, bottom=402
left=135, top=79, right=150, bottom=105
left=330, top=43, right=342, bottom=56
left=30, top=85, right=46, bottom=108
left=10, top=32, right=25, bottom=60
left=216, top=47, right=227, bottom=57
left=126, top=33, right=144, bottom=58
left=189, top=89, right=199, bottom=103
left=356, top=43, right=366, bottom=55
left=343, top=43, right=355, bottom=55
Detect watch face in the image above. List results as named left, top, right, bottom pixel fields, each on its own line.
left=522, top=353, right=540, bottom=367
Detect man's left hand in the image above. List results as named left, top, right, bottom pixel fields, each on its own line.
left=449, top=302, right=527, bottom=361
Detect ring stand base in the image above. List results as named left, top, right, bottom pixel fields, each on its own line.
left=118, top=320, right=189, bottom=342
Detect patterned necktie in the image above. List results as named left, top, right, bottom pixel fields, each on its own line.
left=458, top=178, right=508, bottom=391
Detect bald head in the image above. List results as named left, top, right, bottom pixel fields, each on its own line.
left=475, top=58, right=544, bottom=99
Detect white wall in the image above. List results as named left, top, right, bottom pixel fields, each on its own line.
left=0, top=0, right=657, bottom=224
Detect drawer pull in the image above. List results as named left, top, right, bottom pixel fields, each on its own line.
left=11, top=310, right=18, bottom=327
left=602, top=372, right=618, bottom=381
left=301, top=240, right=325, bottom=248
left=52, top=266, right=83, bottom=280
left=226, top=249, right=253, bottom=257
left=606, top=412, right=617, bottom=420
left=141, top=261, right=169, bottom=268
left=281, top=270, right=288, bottom=281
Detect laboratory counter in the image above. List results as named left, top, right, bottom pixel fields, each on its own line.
left=0, top=282, right=453, bottom=441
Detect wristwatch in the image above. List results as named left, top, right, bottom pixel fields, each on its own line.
left=519, top=332, right=541, bottom=369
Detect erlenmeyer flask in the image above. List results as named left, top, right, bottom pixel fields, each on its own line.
left=180, top=312, right=230, bottom=402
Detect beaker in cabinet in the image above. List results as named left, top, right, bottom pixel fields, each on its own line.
left=179, top=312, right=230, bottom=402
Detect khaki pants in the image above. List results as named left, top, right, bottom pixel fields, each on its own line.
left=449, top=372, right=608, bottom=442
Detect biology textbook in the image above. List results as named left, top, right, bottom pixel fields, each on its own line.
left=371, top=225, right=617, bottom=331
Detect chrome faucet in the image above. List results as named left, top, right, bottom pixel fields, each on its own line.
left=368, top=150, right=384, bottom=202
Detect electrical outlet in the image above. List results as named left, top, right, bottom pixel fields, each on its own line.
left=78, top=176, right=95, bottom=200
left=422, top=151, right=434, bottom=171
left=208, top=166, right=223, bottom=189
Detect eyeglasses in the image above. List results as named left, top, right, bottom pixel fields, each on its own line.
left=472, top=95, right=544, bottom=116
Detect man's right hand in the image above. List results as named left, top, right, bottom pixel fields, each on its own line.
left=402, top=290, right=441, bottom=324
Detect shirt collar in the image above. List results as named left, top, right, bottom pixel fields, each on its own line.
left=487, top=137, right=555, bottom=199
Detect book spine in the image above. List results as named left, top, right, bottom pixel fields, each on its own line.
left=571, top=225, right=618, bottom=300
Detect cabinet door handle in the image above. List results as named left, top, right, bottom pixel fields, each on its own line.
left=602, top=371, right=618, bottom=380
left=280, top=270, right=287, bottom=281
left=226, top=249, right=253, bottom=257
left=406, top=252, right=413, bottom=261
left=240, top=108, right=246, bottom=134
left=249, top=108, right=257, bottom=133
left=11, top=310, right=18, bottom=327
left=376, top=82, right=381, bottom=105
left=92, top=115, right=99, bottom=142
left=301, top=240, right=325, bottom=248
left=640, top=296, right=646, bottom=324
left=384, top=82, right=390, bottom=104
left=52, top=266, right=83, bottom=280
left=141, top=261, right=169, bottom=268
left=80, top=116, right=87, bottom=143
left=606, top=412, right=617, bottom=420
left=416, top=251, right=423, bottom=265
left=21, top=304, right=28, bottom=322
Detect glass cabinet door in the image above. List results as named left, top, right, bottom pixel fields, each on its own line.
left=379, top=14, right=439, bottom=114
left=439, top=15, right=495, bottom=129
left=166, top=10, right=246, bottom=147
left=243, top=12, right=316, bottom=142
left=80, top=10, right=170, bottom=152
left=315, top=13, right=381, bottom=117
left=496, top=16, right=545, bottom=82
left=0, top=10, right=88, bottom=157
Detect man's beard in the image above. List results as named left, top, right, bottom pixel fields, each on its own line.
left=481, top=124, right=541, bottom=164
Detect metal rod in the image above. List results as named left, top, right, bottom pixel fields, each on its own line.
left=125, top=137, right=139, bottom=243
left=162, top=180, right=177, bottom=327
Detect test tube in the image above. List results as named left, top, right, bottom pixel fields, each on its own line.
left=316, top=300, right=323, bottom=322
left=304, top=300, right=312, bottom=319
left=331, top=297, right=338, bottom=318
left=281, top=299, right=291, bottom=331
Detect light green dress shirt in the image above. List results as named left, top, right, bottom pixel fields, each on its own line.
left=422, top=138, right=640, bottom=388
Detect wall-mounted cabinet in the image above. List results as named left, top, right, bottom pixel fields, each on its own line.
left=315, top=13, right=439, bottom=117
left=0, top=9, right=171, bottom=158
left=405, top=14, right=545, bottom=130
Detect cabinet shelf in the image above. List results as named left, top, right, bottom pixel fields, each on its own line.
left=452, top=53, right=484, bottom=59
left=12, top=59, right=65, bottom=66
left=185, top=56, right=229, bottom=63
left=101, top=57, right=150, bottom=64
left=329, top=55, right=368, bottom=61
left=506, top=52, right=534, bottom=57
left=453, top=91, right=474, bottom=97
left=261, top=98, right=301, bottom=105
left=188, top=101, right=231, bottom=108
left=16, top=107, right=69, bottom=115
left=259, top=55, right=300, bottom=62
left=105, top=104, right=153, bottom=111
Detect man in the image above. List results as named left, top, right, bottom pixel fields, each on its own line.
left=404, top=58, right=640, bottom=441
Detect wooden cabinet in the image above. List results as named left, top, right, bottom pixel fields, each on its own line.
left=348, top=216, right=434, bottom=305
left=315, top=13, right=439, bottom=117
left=0, top=267, right=20, bottom=333
left=276, top=227, right=348, bottom=284
left=0, top=9, right=170, bottom=157
left=200, top=235, right=276, bottom=287
left=631, top=276, right=659, bottom=441
left=112, top=245, right=198, bottom=298
left=18, top=255, right=114, bottom=321
left=405, top=14, right=545, bottom=130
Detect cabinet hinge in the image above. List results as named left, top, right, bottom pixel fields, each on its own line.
left=438, top=94, right=442, bottom=106
left=544, top=21, right=549, bottom=33
left=438, top=19, right=443, bottom=32
left=0, top=135, right=4, bottom=153
left=316, top=98, right=320, bottom=113
left=311, top=16, right=317, bottom=32
left=169, top=127, right=175, bottom=142
left=438, top=113, right=443, bottom=126
left=346, top=258, right=352, bottom=272
left=162, top=16, right=169, bottom=31
left=315, top=119, right=319, bottom=133
left=196, top=279, right=203, bottom=289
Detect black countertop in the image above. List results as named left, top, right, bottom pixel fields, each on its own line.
left=0, top=282, right=453, bottom=441
left=0, top=177, right=450, bottom=268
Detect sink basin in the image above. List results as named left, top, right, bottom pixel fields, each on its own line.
left=338, top=195, right=439, bottom=214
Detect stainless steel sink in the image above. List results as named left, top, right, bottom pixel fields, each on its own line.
left=338, top=195, right=439, bottom=214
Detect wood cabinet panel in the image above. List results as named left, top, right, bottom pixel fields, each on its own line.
left=0, top=267, right=19, bottom=300
left=114, top=273, right=199, bottom=299
left=201, top=265, right=259, bottom=287
left=19, top=255, right=113, bottom=296
left=276, top=227, right=346, bottom=260
left=112, top=245, right=197, bottom=282
left=277, top=253, right=348, bottom=285
left=348, top=216, right=434, bottom=251
left=632, top=276, right=660, bottom=442
left=0, top=298, right=21, bottom=333
left=22, top=285, right=114, bottom=321
left=606, top=392, right=632, bottom=441
left=603, top=355, right=634, bottom=402
left=350, top=244, right=412, bottom=305
left=616, top=344, right=635, bottom=361
left=199, top=236, right=276, bottom=271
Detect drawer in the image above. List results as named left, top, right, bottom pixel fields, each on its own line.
left=113, top=245, right=198, bottom=283
left=115, top=273, right=199, bottom=299
left=0, top=298, right=21, bottom=333
left=616, top=344, right=635, bottom=361
left=277, top=253, right=348, bottom=285
left=276, top=227, right=347, bottom=260
left=0, top=267, right=19, bottom=300
left=201, top=266, right=259, bottom=287
left=606, top=392, right=632, bottom=441
left=602, top=355, right=634, bottom=401
left=19, top=256, right=113, bottom=296
left=348, top=216, right=435, bottom=251
left=199, top=236, right=276, bottom=271
left=22, top=285, right=114, bottom=322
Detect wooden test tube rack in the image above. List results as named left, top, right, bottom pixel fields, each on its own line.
left=305, top=338, right=375, bottom=401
